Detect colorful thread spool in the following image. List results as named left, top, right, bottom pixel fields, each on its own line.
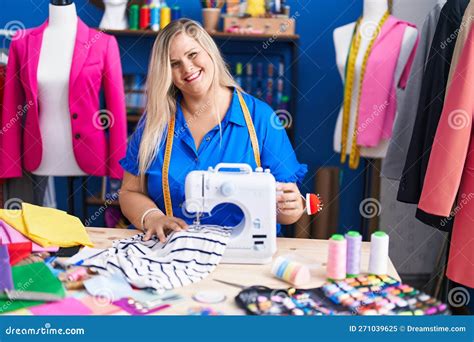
left=171, top=6, right=182, bottom=21
left=345, top=231, right=362, bottom=277
left=160, top=6, right=171, bottom=29
left=326, top=234, right=346, bottom=280
left=66, top=267, right=88, bottom=282
left=129, top=4, right=139, bottom=30
left=368, top=231, right=389, bottom=275
left=139, top=4, right=150, bottom=30
left=271, top=256, right=311, bottom=286
left=150, top=3, right=160, bottom=32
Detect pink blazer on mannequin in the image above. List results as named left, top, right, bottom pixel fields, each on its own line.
left=418, top=26, right=474, bottom=288
left=0, top=19, right=126, bottom=179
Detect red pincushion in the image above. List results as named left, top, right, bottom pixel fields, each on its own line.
left=306, top=193, right=322, bottom=215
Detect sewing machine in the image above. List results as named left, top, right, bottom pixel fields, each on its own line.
left=184, top=163, right=277, bottom=264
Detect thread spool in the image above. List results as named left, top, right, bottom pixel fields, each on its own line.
left=368, top=231, right=389, bottom=275
left=326, top=234, right=346, bottom=280
left=345, top=231, right=362, bottom=277
left=171, top=6, right=182, bottom=21
left=150, top=4, right=160, bottom=32
left=160, top=6, right=171, bottom=29
left=139, top=5, right=150, bottom=30
left=271, top=256, right=311, bottom=286
left=66, top=267, right=88, bottom=282
left=129, top=4, right=139, bottom=30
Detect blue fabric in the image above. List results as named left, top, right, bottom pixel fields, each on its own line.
left=120, top=88, right=308, bottom=230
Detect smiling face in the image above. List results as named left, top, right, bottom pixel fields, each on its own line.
left=169, top=32, right=215, bottom=98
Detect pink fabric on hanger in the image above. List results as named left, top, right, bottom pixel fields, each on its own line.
left=0, top=19, right=126, bottom=179
left=418, top=26, right=474, bottom=288
left=356, top=16, right=419, bottom=147
left=0, top=220, right=58, bottom=253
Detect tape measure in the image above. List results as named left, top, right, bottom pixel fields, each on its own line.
left=341, top=11, right=390, bottom=169
left=162, top=90, right=261, bottom=216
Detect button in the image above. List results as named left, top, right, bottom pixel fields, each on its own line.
left=75, top=133, right=81, bottom=139
left=195, top=157, right=198, bottom=162
left=72, top=113, right=78, bottom=119
left=205, top=136, right=210, bottom=141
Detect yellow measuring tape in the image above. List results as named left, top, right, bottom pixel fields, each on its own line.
left=341, top=11, right=389, bottom=169
left=162, top=90, right=261, bottom=216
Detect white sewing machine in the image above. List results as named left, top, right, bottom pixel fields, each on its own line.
left=184, top=163, right=277, bottom=264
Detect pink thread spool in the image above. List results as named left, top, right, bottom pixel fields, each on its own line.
left=326, top=234, right=346, bottom=280
left=67, top=267, right=88, bottom=282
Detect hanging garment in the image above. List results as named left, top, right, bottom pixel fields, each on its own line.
left=397, top=0, right=469, bottom=210
left=0, top=19, right=127, bottom=179
left=334, top=15, right=419, bottom=169
left=417, top=25, right=474, bottom=288
left=0, top=202, right=93, bottom=248
left=84, top=225, right=231, bottom=292
left=382, top=0, right=446, bottom=180
left=446, top=1, right=474, bottom=89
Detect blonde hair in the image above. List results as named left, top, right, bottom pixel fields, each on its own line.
left=138, top=19, right=240, bottom=181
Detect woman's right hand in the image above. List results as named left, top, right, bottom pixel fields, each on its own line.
left=143, top=212, right=188, bottom=242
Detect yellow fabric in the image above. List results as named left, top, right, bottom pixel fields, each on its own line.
left=0, top=203, right=93, bottom=248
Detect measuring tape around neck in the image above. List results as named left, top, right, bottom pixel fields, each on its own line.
left=340, top=11, right=390, bottom=169
left=162, top=90, right=261, bottom=217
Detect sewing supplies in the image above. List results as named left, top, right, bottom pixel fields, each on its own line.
left=1, top=289, right=64, bottom=302
left=65, top=267, right=89, bottom=282
left=368, top=231, right=389, bottom=275
left=150, top=1, right=160, bottom=31
left=266, top=63, right=274, bottom=105
left=193, top=291, right=227, bottom=304
left=271, top=255, right=311, bottom=286
left=305, top=193, right=323, bottom=215
left=213, top=279, right=246, bottom=289
left=322, top=275, right=448, bottom=315
left=345, top=231, right=362, bottom=277
left=326, top=234, right=346, bottom=280
left=139, top=3, right=150, bottom=30
left=0, top=244, right=14, bottom=290
left=235, top=62, right=243, bottom=87
left=171, top=6, right=181, bottom=20
left=188, top=306, right=222, bottom=316
left=114, top=298, right=170, bottom=315
left=160, top=6, right=171, bottom=29
left=129, top=3, right=139, bottom=30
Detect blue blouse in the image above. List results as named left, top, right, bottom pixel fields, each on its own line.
left=120, top=88, right=308, bottom=230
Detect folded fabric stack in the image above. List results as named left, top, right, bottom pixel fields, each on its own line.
left=0, top=202, right=93, bottom=248
left=84, top=225, right=231, bottom=292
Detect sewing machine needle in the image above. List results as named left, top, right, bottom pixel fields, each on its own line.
left=213, top=279, right=246, bottom=289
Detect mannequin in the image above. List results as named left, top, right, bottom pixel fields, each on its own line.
left=333, top=0, right=418, bottom=159
left=99, top=0, right=128, bottom=30
left=34, top=0, right=85, bottom=176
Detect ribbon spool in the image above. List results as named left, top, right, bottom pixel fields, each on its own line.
left=326, top=234, right=346, bottom=280
left=345, top=231, right=362, bottom=277
left=368, top=231, right=389, bottom=275
left=271, top=255, right=311, bottom=286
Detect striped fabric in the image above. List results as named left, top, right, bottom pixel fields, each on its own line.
left=84, top=225, right=231, bottom=292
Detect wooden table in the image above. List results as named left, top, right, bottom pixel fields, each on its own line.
left=85, top=227, right=400, bottom=315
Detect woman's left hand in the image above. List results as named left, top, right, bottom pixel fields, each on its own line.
left=276, top=182, right=304, bottom=216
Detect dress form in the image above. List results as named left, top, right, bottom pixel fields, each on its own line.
left=33, top=2, right=86, bottom=176
left=333, top=0, right=418, bottom=159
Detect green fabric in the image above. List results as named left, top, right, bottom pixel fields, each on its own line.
left=0, top=262, right=65, bottom=313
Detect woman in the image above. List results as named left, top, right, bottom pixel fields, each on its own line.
left=119, top=19, right=307, bottom=243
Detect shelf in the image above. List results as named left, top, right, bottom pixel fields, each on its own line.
left=127, top=115, right=141, bottom=123
left=100, top=28, right=299, bottom=42
left=86, top=195, right=120, bottom=207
